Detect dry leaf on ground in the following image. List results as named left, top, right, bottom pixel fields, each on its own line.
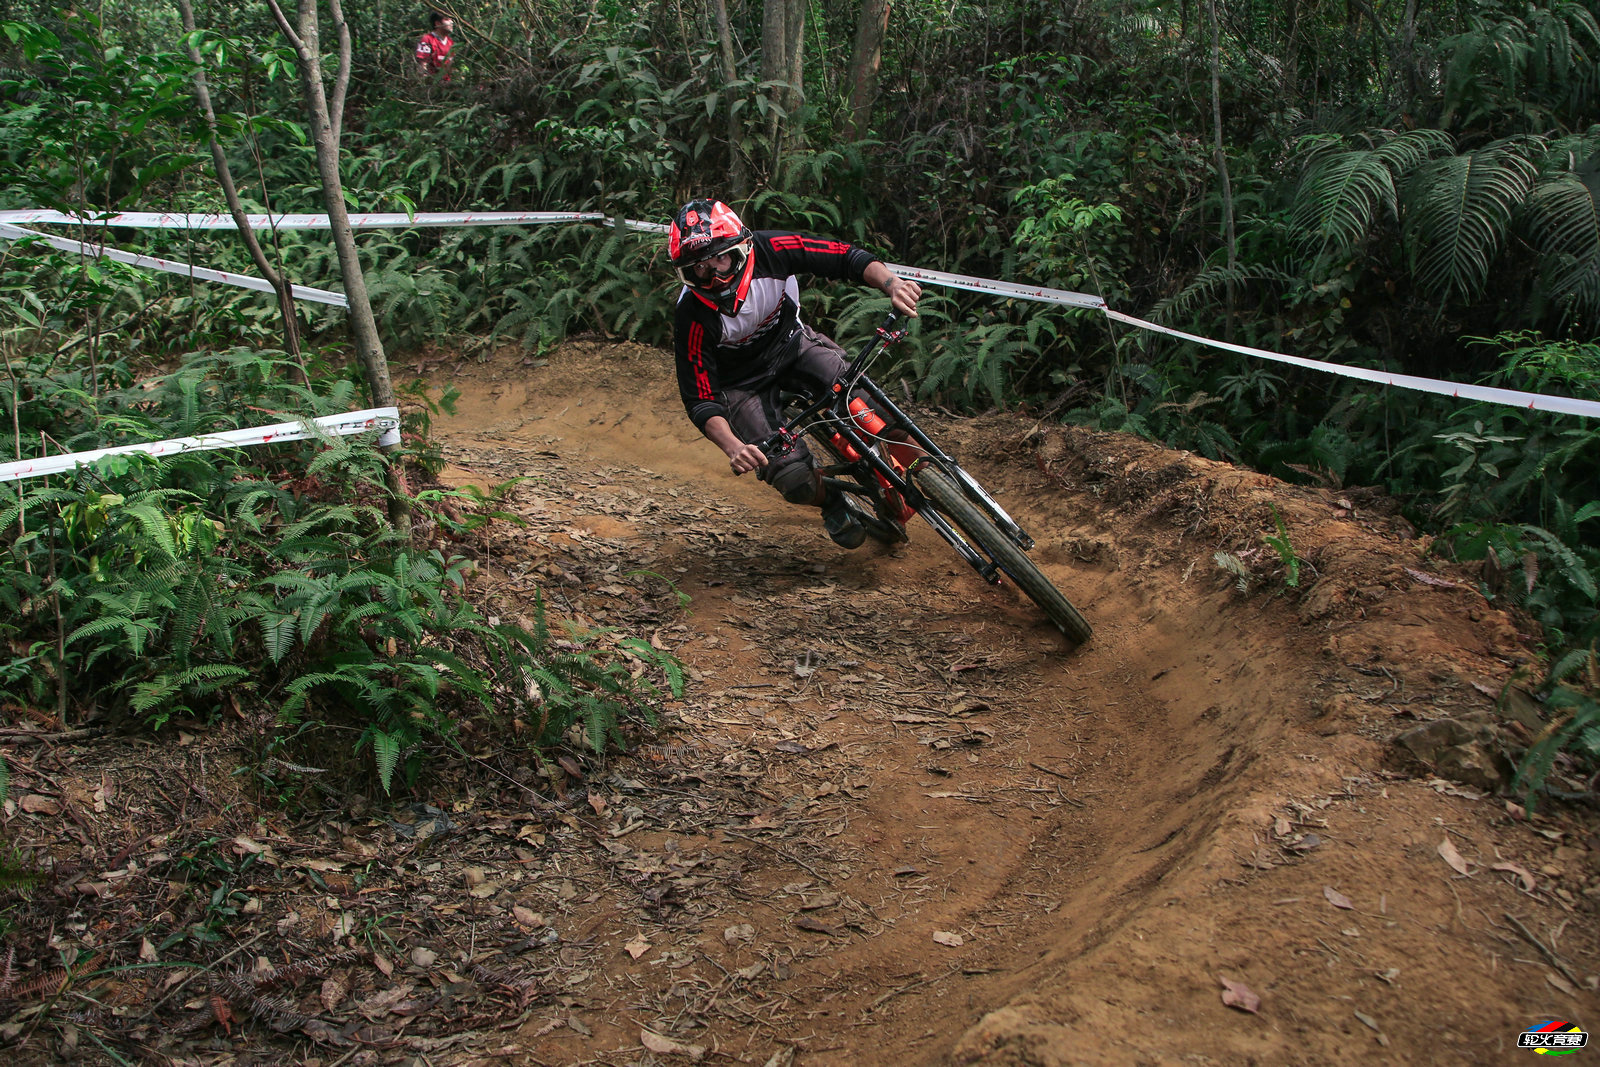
left=18, top=795, right=59, bottom=815
left=1437, top=838, right=1470, bottom=876
left=319, top=971, right=350, bottom=1013
left=1491, top=861, right=1534, bottom=891
left=1218, top=975, right=1261, bottom=1013
left=1323, top=886, right=1354, bottom=910
left=641, top=1028, right=706, bottom=1060
left=932, top=930, right=964, bottom=947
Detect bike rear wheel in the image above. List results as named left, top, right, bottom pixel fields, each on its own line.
left=914, top=465, right=1092, bottom=645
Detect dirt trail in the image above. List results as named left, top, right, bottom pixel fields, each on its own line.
left=426, top=339, right=1599, bottom=1065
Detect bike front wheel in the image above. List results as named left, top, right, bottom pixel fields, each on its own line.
left=914, top=465, right=1092, bottom=646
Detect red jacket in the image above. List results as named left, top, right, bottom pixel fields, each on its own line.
left=415, top=32, right=453, bottom=78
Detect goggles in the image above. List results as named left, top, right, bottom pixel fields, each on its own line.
left=675, top=239, right=752, bottom=292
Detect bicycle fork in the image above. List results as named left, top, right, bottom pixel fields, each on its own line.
left=817, top=387, right=1032, bottom=588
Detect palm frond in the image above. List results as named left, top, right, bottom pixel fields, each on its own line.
left=1292, top=130, right=1452, bottom=259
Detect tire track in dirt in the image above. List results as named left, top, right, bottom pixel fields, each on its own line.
left=431, top=340, right=1598, bottom=1066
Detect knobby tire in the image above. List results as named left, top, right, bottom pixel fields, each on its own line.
left=914, top=465, right=1092, bottom=646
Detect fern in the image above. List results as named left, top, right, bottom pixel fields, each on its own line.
left=1519, top=523, right=1600, bottom=601
left=1214, top=551, right=1251, bottom=593
left=1149, top=263, right=1297, bottom=326
left=1402, top=140, right=1540, bottom=305
left=1262, top=506, right=1303, bottom=588
left=1524, top=159, right=1600, bottom=319
left=366, top=729, right=403, bottom=794
left=1514, top=682, right=1600, bottom=807
left=1291, top=129, right=1453, bottom=260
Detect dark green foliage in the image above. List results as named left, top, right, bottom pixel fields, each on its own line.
left=0, top=348, right=681, bottom=793
left=1512, top=649, right=1600, bottom=806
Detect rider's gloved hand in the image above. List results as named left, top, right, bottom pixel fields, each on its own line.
left=703, top=416, right=770, bottom=476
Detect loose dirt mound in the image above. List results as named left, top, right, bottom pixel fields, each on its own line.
left=2, top=338, right=1594, bottom=1065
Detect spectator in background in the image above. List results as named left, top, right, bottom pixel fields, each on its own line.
left=415, top=12, right=455, bottom=81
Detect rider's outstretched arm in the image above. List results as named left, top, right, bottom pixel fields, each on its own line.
left=862, top=261, right=922, bottom=318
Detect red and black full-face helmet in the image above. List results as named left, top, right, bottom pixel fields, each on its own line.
left=668, top=199, right=754, bottom=315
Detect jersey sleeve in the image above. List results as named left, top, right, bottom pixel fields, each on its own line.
left=415, top=37, right=433, bottom=60
left=754, top=231, right=878, bottom=285
left=674, top=296, right=727, bottom=431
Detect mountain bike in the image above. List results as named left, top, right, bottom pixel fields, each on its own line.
left=758, top=314, right=1092, bottom=646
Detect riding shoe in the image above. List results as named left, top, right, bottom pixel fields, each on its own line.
left=820, top=491, right=867, bottom=549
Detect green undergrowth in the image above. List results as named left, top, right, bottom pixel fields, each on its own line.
left=0, top=346, right=682, bottom=795
left=1514, top=648, right=1600, bottom=808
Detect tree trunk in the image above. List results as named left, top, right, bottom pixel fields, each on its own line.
left=266, top=0, right=411, bottom=534
left=783, top=0, right=806, bottom=149
left=710, top=0, right=749, bottom=199
left=1282, top=0, right=1300, bottom=108
left=1205, top=0, right=1237, bottom=340
left=326, top=0, right=352, bottom=145
left=1397, top=0, right=1419, bottom=120
left=842, top=0, right=891, bottom=141
left=176, top=0, right=305, bottom=370
left=761, top=0, right=787, bottom=147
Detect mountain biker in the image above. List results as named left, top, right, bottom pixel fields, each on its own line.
left=667, top=198, right=922, bottom=548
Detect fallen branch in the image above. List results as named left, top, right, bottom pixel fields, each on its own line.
left=1027, top=762, right=1087, bottom=805
left=858, top=965, right=960, bottom=1018
left=1505, top=911, right=1581, bottom=985
left=723, top=829, right=832, bottom=884
left=0, top=727, right=110, bottom=743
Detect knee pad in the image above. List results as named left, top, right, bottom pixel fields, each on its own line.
left=771, top=461, right=820, bottom=505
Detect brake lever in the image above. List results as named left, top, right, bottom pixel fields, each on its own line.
left=875, top=311, right=908, bottom=345
left=758, top=426, right=797, bottom=460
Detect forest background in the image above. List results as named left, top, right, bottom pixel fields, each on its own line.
left=0, top=0, right=1598, bottom=791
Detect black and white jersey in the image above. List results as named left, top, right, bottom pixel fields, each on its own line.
left=674, top=231, right=878, bottom=431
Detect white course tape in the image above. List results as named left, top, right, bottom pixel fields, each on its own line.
left=1109, top=310, right=1600, bottom=419
left=612, top=217, right=1106, bottom=307
left=12, top=206, right=1593, bottom=418
left=886, top=263, right=1105, bottom=309
left=0, top=210, right=607, bottom=231
left=621, top=218, right=670, bottom=235
left=0, top=223, right=348, bottom=307
left=0, top=407, right=401, bottom=485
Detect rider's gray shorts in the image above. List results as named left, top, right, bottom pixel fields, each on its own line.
left=721, top=325, right=852, bottom=504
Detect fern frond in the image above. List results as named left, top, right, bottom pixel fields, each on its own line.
left=1403, top=142, right=1540, bottom=304
left=1149, top=263, right=1297, bottom=326
left=1524, top=162, right=1600, bottom=317
left=369, top=729, right=402, bottom=793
